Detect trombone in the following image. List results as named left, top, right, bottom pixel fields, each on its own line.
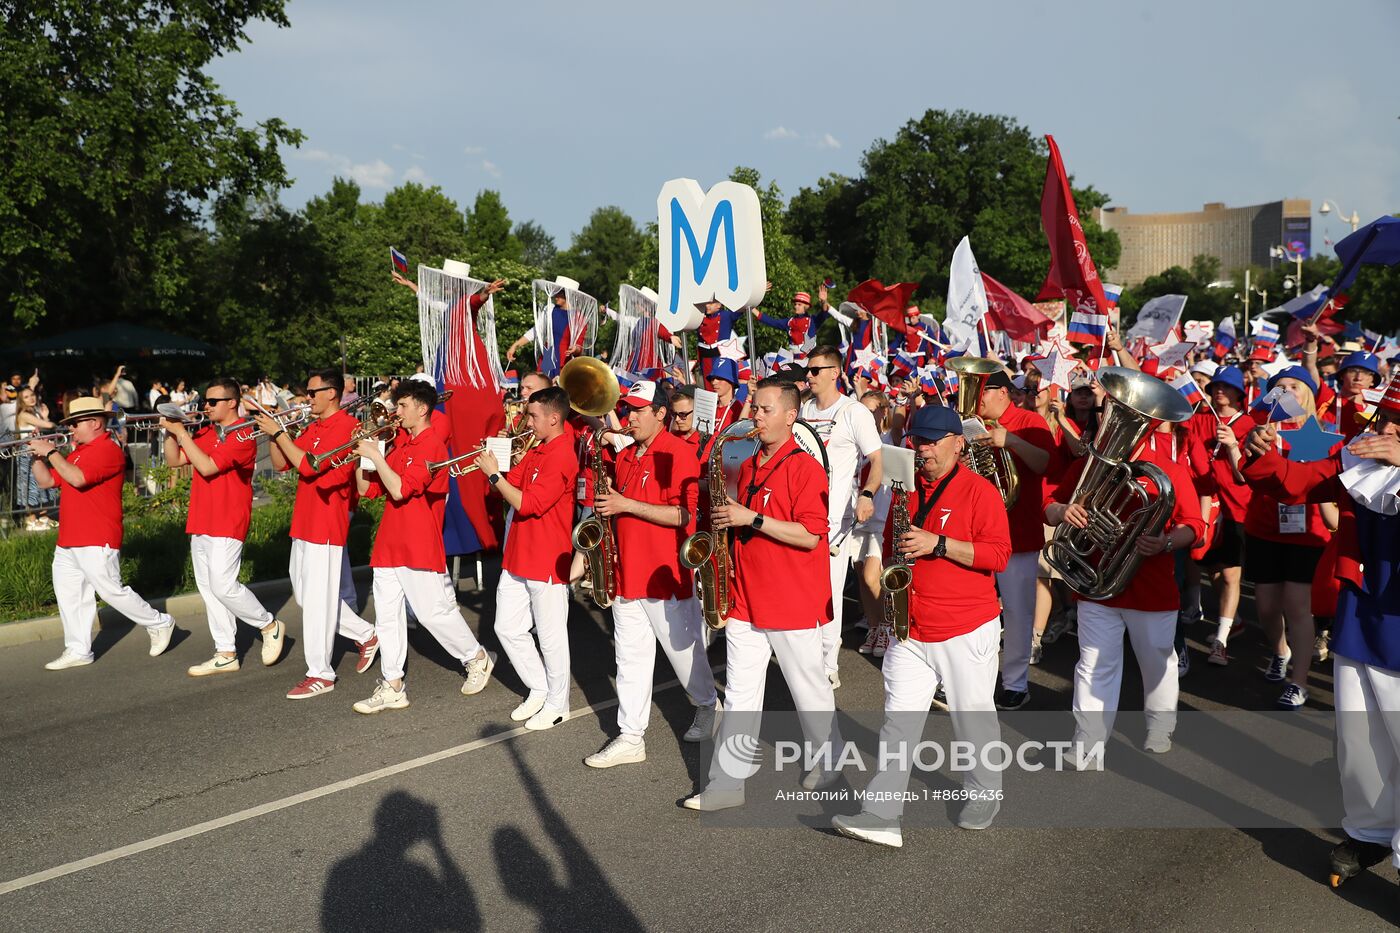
left=427, top=430, right=536, bottom=477
left=0, top=432, right=70, bottom=459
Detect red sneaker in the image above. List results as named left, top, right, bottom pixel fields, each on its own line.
left=286, top=676, right=335, bottom=700
left=355, top=636, right=380, bottom=674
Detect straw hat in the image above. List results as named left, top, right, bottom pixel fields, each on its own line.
left=61, top=397, right=119, bottom=424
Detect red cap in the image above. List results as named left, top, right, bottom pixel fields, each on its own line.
left=620, top=381, right=658, bottom=408
left=793, top=291, right=811, bottom=306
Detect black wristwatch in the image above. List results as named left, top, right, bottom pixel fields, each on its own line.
left=859, top=489, right=875, bottom=500
left=752, top=514, right=765, bottom=532
left=487, top=472, right=502, bottom=487
left=45, top=451, right=61, bottom=467
left=932, top=535, right=947, bottom=558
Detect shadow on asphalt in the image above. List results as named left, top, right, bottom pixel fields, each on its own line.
left=322, top=790, right=480, bottom=932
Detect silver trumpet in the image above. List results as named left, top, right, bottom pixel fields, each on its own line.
left=218, top=402, right=311, bottom=443
left=0, top=432, right=70, bottom=459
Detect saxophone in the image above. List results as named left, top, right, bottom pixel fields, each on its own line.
left=572, top=429, right=618, bottom=609
left=680, top=426, right=760, bottom=630
left=879, top=481, right=913, bottom=641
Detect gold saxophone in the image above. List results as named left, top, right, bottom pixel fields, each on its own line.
left=680, top=425, right=760, bottom=630
left=572, top=429, right=619, bottom=609
left=880, top=481, right=913, bottom=641
left=948, top=356, right=1020, bottom=507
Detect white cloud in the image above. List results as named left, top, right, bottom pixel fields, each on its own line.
left=292, top=148, right=398, bottom=189
left=464, top=145, right=486, bottom=155
left=481, top=159, right=501, bottom=178
left=763, top=126, right=799, bottom=141
left=391, top=143, right=406, bottom=151
left=816, top=133, right=841, bottom=150
left=403, top=165, right=430, bottom=183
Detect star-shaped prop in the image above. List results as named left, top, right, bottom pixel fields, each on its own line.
left=1280, top=416, right=1345, bottom=463
left=1034, top=351, right=1078, bottom=392
left=1151, top=340, right=1195, bottom=369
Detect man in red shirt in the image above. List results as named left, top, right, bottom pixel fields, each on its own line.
left=973, top=366, right=1055, bottom=711
left=350, top=380, right=495, bottom=714
left=682, top=379, right=837, bottom=812
left=1045, top=411, right=1206, bottom=763
left=669, top=384, right=700, bottom=451
left=255, top=368, right=379, bottom=700
left=476, top=386, right=580, bottom=730
left=832, top=405, right=1012, bottom=848
left=29, top=398, right=175, bottom=670
left=162, top=377, right=286, bottom=676
left=585, top=381, right=718, bottom=767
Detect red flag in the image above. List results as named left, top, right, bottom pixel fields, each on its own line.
left=981, top=273, right=1054, bottom=342
left=1035, top=135, right=1109, bottom=341
left=1285, top=294, right=1347, bottom=348
left=845, top=280, right=920, bottom=334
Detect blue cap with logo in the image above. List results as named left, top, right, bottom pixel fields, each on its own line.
left=906, top=405, right=963, bottom=442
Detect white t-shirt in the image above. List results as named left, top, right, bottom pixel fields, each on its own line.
left=800, top=393, right=882, bottom=534
left=0, top=401, right=16, bottom=435
left=113, top=377, right=138, bottom=410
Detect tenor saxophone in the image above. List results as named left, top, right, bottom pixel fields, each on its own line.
left=572, top=429, right=618, bottom=609
left=880, top=481, right=913, bottom=641
left=680, top=426, right=760, bottom=630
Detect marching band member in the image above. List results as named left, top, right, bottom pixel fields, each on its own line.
left=668, top=384, right=700, bottom=450
left=31, top=398, right=177, bottom=670
left=161, top=377, right=286, bottom=676
left=799, top=345, right=884, bottom=687
left=832, top=405, right=1011, bottom=847
left=683, top=378, right=837, bottom=811
left=703, top=358, right=743, bottom=438
left=974, top=368, right=1055, bottom=711
left=256, top=368, right=380, bottom=700
left=585, top=381, right=719, bottom=767
left=476, top=386, right=580, bottom=730
left=350, top=380, right=496, bottom=714
left=1045, top=412, right=1206, bottom=763
left=1239, top=380, right=1400, bottom=890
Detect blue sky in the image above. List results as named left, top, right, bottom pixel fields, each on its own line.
left=210, top=0, right=1399, bottom=256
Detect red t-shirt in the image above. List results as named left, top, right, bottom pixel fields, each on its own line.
left=995, top=404, right=1056, bottom=554
left=1206, top=413, right=1253, bottom=521
left=364, top=428, right=450, bottom=572
left=729, top=436, right=831, bottom=630
left=612, top=428, right=701, bottom=600
left=1047, top=443, right=1206, bottom=612
left=185, top=427, right=256, bottom=540
left=503, top=431, right=580, bottom=583
left=284, top=409, right=359, bottom=546
left=888, top=465, right=1010, bottom=642
left=56, top=434, right=125, bottom=549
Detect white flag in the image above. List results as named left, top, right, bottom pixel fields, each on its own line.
left=943, top=236, right=989, bottom=352
left=1127, top=294, right=1188, bottom=345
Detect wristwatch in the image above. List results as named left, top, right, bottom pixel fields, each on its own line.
left=1163, top=533, right=1175, bottom=554
left=859, top=489, right=875, bottom=500
left=752, top=514, right=765, bottom=532
left=933, top=535, right=947, bottom=558
left=487, top=472, right=502, bottom=487
left=45, top=451, right=61, bottom=467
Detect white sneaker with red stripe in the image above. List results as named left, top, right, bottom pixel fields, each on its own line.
left=286, top=676, right=335, bottom=700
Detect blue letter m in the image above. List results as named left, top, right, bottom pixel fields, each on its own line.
left=669, top=197, right=738, bottom=310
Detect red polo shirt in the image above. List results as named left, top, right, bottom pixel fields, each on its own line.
left=729, top=436, right=831, bottom=630
left=364, top=427, right=450, bottom=572
left=887, top=465, right=1010, bottom=642
left=503, top=431, right=580, bottom=582
left=283, top=409, right=359, bottom=546
left=1206, top=413, right=1254, bottom=521
left=994, top=404, right=1056, bottom=554
left=55, top=434, right=125, bottom=549
left=612, top=428, right=700, bottom=600
left=185, top=427, right=256, bottom=540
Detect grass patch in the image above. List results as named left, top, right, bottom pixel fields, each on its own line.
left=0, top=472, right=381, bottom=622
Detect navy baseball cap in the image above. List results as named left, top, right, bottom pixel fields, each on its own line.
left=906, top=405, right=963, bottom=442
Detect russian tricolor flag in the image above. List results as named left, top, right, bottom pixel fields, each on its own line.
left=1101, top=283, right=1123, bottom=309
left=1169, top=372, right=1205, bottom=407
left=1067, top=307, right=1109, bottom=347
left=390, top=246, right=409, bottom=276
left=1212, top=317, right=1237, bottom=359
left=890, top=349, right=919, bottom=380
left=1252, top=320, right=1279, bottom=352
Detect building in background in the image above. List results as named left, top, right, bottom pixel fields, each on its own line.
left=1095, top=199, right=1311, bottom=285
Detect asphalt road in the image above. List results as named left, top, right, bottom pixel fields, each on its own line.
left=1, top=569, right=1395, bottom=932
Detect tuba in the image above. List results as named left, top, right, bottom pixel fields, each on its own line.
left=948, top=356, right=1020, bottom=507
left=880, top=481, right=913, bottom=641
left=559, top=358, right=622, bottom=609
left=1045, top=367, right=1194, bottom=601
left=680, top=423, right=760, bottom=630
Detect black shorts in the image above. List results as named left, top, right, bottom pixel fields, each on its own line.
left=1200, top=514, right=1244, bottom=569
left=1243, top=534, right=1322, bottom=586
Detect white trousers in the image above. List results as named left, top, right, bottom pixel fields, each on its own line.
left=864, top=617, right=1003, bottom=820
left=494, top=569, right=571, bottom=711
left=370, top=566, right=482, bottom=682
left=1335, top=654, right=1400, bottom=865
left=1073, top=601, right=1178, bottom=748
left=706, top=618, right=839, bottom=791
left=191, top=535, right=273, bottom=653
left=53, top=546, right=171, bottom=659
left=289, top=539, right=374, bottom=681
left=821, top=535, right=851, bottom=676
left=997, top=551, right=1040, bottom=692
left=612, top=595, right=718, bottom=738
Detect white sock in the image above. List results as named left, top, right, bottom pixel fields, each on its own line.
left=1215, top=617, right=1234, bottom=646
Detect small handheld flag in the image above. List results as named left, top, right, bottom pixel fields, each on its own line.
left=1169, top=373, right=1205, bottom=407
left=1212, top=317, right=1237, bottom=359
left=1067, top=306, right=1109, bottom=347
left=1255, top=385, right=1306, bottom=422
left=390, top=247, right=409, bottom=276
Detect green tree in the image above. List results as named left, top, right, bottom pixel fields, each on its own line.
left=463, top=190, right=522, bottom=263
left=555, top=206, right=649, bottom=305
left=514, top=220, right=557, bottom=269
left=1, top=0, right=302, bottom=333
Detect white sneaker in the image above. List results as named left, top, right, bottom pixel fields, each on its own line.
left=828, top=671, right=841, bottom=690
left=147, top=617, right=176, bottom=657
left=1143, top=732, right=1172, bottom=754
left=683, top=704, right=718, bottom=743
left=681, top=787, right=745, bottom=811
left=45, top=649, right=94, bottom=671
left=956, top=798, right=1001, bottom=830
left=353, top=680, right=410, bottom=715
left=801, top=767, right=839, bottom=791
left=461, top=651, right=496, bottom=696
left=510, top=691, right=547, bottom=722
left=188, top=654, right=240, bottom=677
left=260, top=620, right=286, bottom=666
left=525, top=705, right=567, bottom=731
left=585, top=736, right=646, bottom=768
left=832, top=811, right=903, bottom=848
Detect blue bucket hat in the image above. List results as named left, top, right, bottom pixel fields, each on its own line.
left=1338, top=351, right=1380, bottom=377
left=1206, top=365, right=1246, bottom=397
left=706, top=358, right=739, bottom=386
left=1265, top=366, right=1317, bottom=396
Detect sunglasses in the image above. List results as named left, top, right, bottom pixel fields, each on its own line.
left=673, top=411, right=694, bottom=419
left=202, top=397, right=236, bottom=406
left=806, top=365, right=838, bottom=376
left=308, top=385, right=338, bottom=396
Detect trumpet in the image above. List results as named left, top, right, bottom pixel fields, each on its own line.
left=0, top=432, right=70, bottom=459
left=426, top=430, right=537, bottom=477
left=304, top=416, right=403, bottom=472
left=218, top=403, right=311, bottom=443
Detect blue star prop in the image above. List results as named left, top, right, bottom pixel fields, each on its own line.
left=1280, top=416, right=1345, bottom=463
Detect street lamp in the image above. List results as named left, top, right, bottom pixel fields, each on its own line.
left=1319, top=200, right=1361, bottom=233
left=1270, top=245, right=1303, bottom=297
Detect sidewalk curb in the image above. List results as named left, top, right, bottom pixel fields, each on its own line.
left=0, top=565, right=376, bottom=650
